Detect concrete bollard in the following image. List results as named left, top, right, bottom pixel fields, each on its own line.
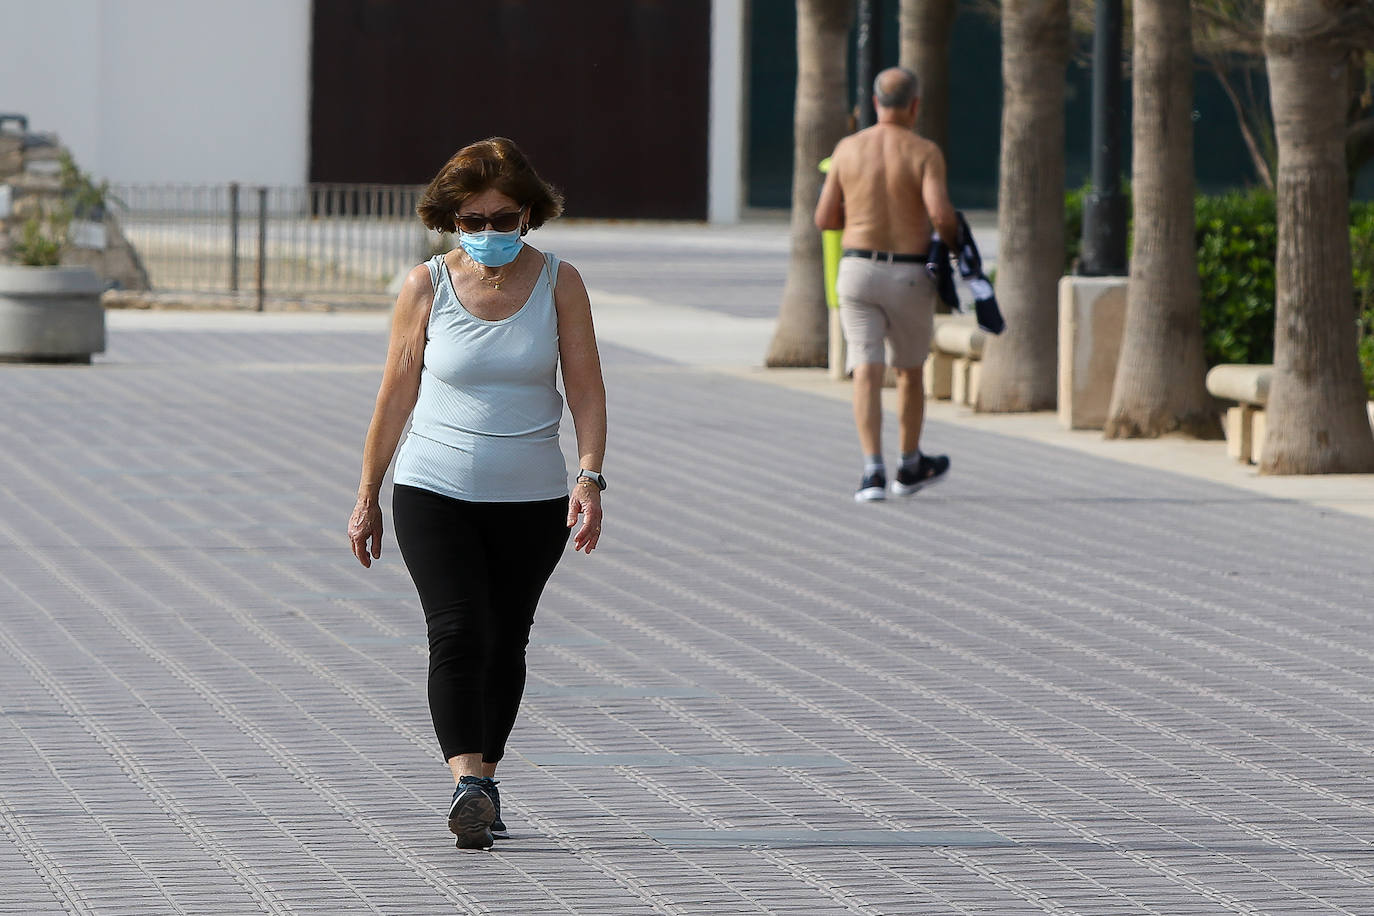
left=1058, top=275, right=1127, bottom=429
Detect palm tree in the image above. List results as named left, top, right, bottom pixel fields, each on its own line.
left=1104, top=0, right=1222, bottom=439
left=766, top=0, right=855, bottom=368
left=898, top=0, right=957, bottom=153
left=1194, top=0, right=1374, bottom=193
left=975, top=0, right=1069, bottom=412
left=1260, top=0, right=1374, bottom=473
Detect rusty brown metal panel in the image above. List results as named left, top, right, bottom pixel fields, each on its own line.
left=310, top=0, right=710, bottom=219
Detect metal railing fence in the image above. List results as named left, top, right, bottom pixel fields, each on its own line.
left=110, top=183, right=439, bottom=305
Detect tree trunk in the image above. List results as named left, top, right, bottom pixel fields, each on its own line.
left=766, top=0, right=854, bottom=368
left=898, top=0, right=957, bottom=153
left=1260, top=0, right=1374, bottom=473
left=1104, top=0, right=1222, bottom=440
left=975, top=0, right=1068, bottom=412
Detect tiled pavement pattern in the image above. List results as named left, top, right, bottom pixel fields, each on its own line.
left=3, top=319, right=1374, bottom=915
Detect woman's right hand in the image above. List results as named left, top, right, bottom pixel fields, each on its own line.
left=348, top=495, right=384, bottom=568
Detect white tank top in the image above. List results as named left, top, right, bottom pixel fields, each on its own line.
left=393, top=249, right=567, bottom=502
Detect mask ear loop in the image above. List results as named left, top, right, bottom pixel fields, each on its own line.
left=520, top=205, right=531, bottom=236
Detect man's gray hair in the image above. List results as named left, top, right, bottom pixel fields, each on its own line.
left=873, top=67, right=919, bottom=109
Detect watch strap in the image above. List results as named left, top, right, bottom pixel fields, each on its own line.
left=577, top=469, right=607, bottom=491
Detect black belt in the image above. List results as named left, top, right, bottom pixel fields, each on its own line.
left=842, top=248, right=928, bottom=264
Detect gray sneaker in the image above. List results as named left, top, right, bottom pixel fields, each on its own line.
left=487, top=780, right=509, bottom=839
left=448, top=777, right=496, bottom=849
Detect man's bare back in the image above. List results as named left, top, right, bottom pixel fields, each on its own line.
left=816, top=66, right=956, bottom=501
left=817, top=123, right=958, bottom=255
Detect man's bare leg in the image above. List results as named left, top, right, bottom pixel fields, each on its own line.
left=892, top=364, right=950, bottom=495
left=895, top=366, right=925, bottom=456
left=852, top=362, right=889, bottom=500
left=852, top=363, right=886, bottom=457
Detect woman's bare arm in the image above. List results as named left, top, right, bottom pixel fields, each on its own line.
left=554, top=261, right=607, bottom=554
left=348, top=264, right=435, bottom=567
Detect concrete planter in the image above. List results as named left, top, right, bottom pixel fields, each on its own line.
left=0, top=265, right=105, bottom=362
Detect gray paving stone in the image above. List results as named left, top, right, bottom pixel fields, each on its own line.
left=3, top=317, right=1374, bottom=913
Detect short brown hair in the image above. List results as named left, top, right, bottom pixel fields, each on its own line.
left=416, top=137, right=564, bottom=232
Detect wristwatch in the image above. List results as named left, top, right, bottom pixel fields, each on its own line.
left=576, top=469, right=607, bottom=491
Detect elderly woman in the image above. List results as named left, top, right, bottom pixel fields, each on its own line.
left=347, top=137, right=606, bottom=850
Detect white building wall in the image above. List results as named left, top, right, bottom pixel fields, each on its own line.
left=1, top=0, right=104, bottom=168
left=1, top=0, right=310, bottom=186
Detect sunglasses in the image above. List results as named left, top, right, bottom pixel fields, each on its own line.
left=455, top=209, right=524, bottom=234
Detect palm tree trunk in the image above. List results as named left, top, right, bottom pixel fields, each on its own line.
left=766, top=0, right=854, bottom=368
left=1104, top=0, right=1222, bottom=440
left=976, top=0, right=1068, bottom=412
left=898, top=0, right=957, bottom=153
left=1260, top=0, right=1374, bottom=473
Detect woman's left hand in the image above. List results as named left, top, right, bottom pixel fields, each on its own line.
left=567, top=481, right=602, bottom=554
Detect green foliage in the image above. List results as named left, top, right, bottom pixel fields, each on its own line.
left=1359, top=310, right=1374, bottom=400
left=58, top=152, right=118, bottom=220
left=1064, top=185, right=1374, bottom=398
left=13, top=214, right=65, bottom=266
left=5, top=153, right=115, bottom=267
left=1350, top=202, right=1374, bottom=315
left=1194, top=188, right=1277, bottom=366
left=1354, top=204, right=1374, bottom=399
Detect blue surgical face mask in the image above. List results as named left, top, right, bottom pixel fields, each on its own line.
left=458, top=226, right=525, bottom=267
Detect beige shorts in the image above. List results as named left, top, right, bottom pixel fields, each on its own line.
left=836, top=256, right=936, bottom=372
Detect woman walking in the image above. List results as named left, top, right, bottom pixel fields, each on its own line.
left=347, top=137, right=607, bottom=849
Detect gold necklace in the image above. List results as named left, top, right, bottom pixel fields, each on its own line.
left=465, top=254, right=505, bottom=290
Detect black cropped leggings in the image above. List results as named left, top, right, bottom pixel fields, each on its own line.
left=392, top=484, right=569, bottom=763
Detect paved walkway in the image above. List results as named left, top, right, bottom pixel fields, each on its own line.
left=4, top=222, right=1374, bottom=914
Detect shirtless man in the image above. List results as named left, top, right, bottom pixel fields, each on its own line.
left=815, top=66, right=959, bottom=502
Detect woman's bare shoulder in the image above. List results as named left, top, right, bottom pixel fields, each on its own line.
left=551, top=259, right=590, bottom=320
left=402, top=261, right=436, bottom=295
left=392, top=262, right=437, bottom=323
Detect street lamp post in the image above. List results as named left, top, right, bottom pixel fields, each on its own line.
left=1081, top=0, right=1127, bottom=276
left=855, top=0, right=882, bottom=129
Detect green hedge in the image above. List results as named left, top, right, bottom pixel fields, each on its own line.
left=1195, top=190, right=1279, bottom=367
left=1351, top=206, right=1374, bottom=400
left=1065, top=185, right=1374, bottom=398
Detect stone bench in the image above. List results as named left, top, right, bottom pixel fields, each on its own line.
left=925, top=314, right=985, bottom=405
left=1205, top=364, right=1272, bottom=464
